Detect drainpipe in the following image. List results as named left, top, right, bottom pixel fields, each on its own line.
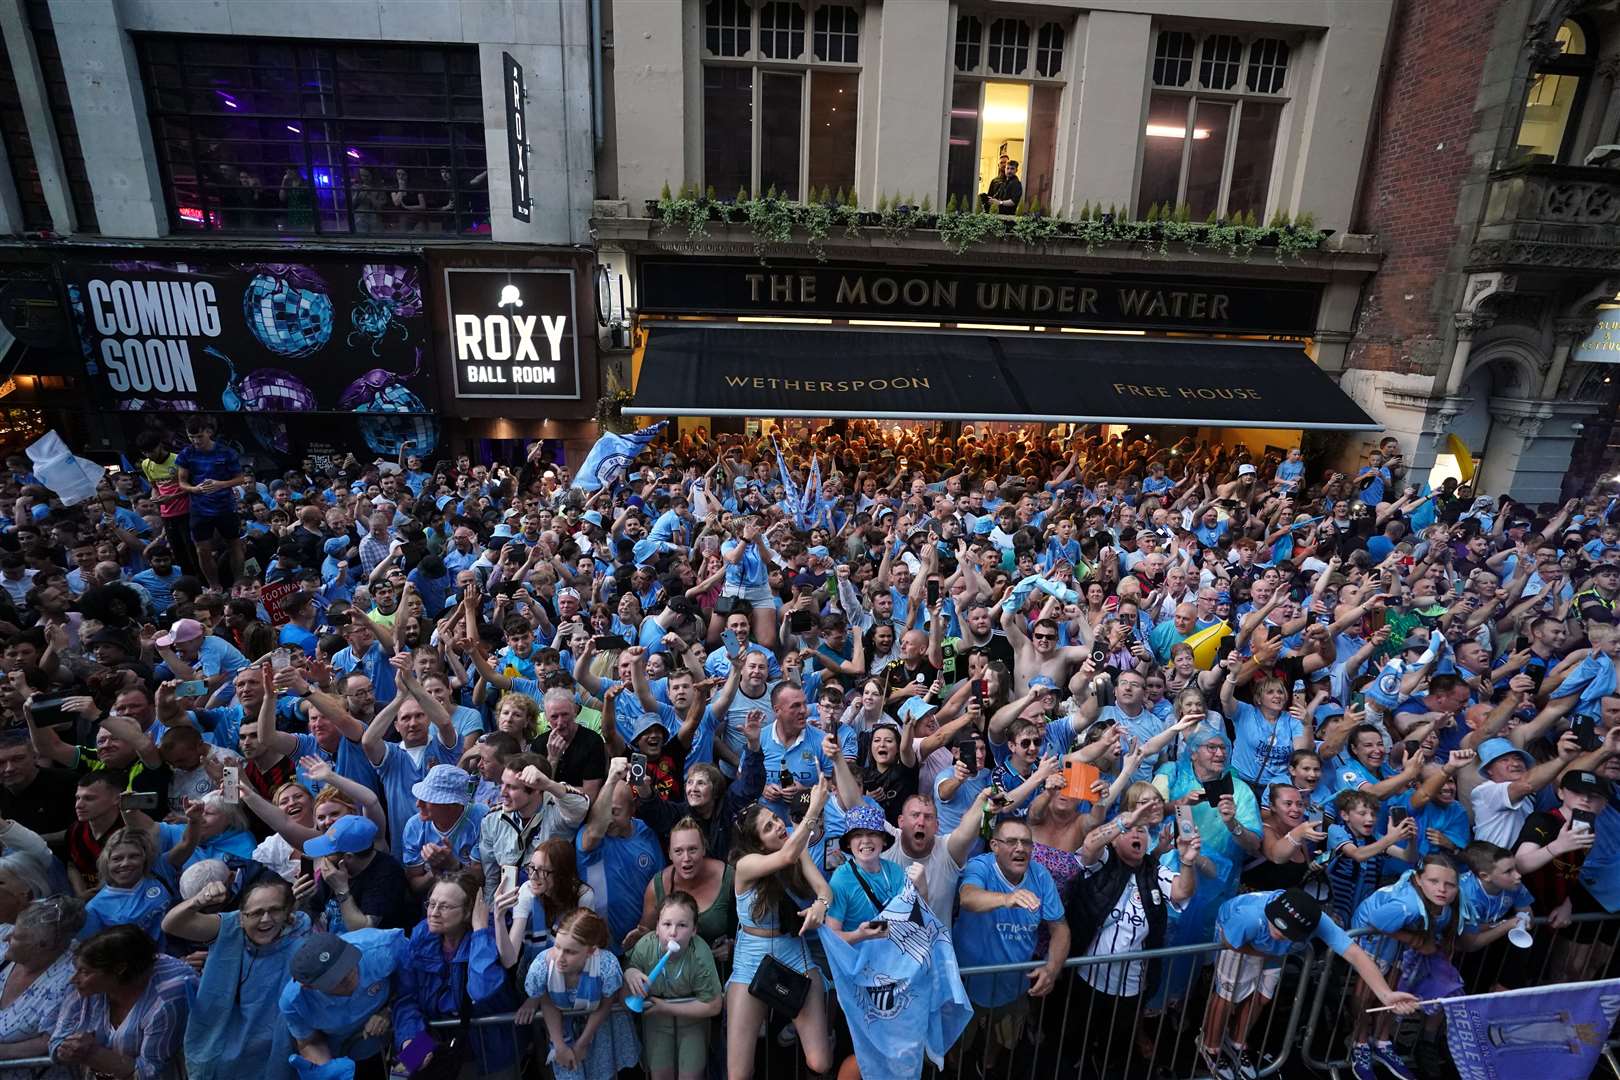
left=589, top=0, right=605, bottom=153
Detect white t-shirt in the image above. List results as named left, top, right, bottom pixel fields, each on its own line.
left=1470, top=779, right=1532, bottom=847
left=883, top=823, right=962, bottom=920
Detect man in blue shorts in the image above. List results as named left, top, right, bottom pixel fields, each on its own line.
left=176, top=416, right=245, bottom=589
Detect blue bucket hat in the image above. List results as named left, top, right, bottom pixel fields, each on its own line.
left=897, top=696, right=938, bottom=724
left=410, top=764, right=473, bottom=806
left=838, top=801, right=895, bottom=852
left=1478, top=737, right=1533, bottom=772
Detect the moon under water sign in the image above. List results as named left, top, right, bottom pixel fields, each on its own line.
left=444, top=267, right=581, bottom=400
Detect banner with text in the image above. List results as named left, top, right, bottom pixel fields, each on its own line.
left=58, top=257, right=438, bottom=458
left=636, top=257, right=1322, bottom=336
left=1443, top=978, right=1620, bottom=1080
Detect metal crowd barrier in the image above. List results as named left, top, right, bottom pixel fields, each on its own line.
left=15, top=913, right=1620, bottom=1079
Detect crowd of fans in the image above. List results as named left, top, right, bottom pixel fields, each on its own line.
left=0, top=413, right=1619, bottom=1080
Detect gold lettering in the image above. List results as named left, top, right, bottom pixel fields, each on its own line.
left=751, top=378, right=765, bottom=388
left=1031, top=285, right=1055, bottom=312
left=1210, top=294, right=1230, bottom=321
left=871, top=379, right=888, bottom=390
left=783, top=380, right=800, bottom=391
left=769, top=275, right=792, bottom=303
left=1117, top=289, right=1149, bottom=316
left=1079, top=287, right=1099, bottom=314
left=870, top=277, right=899, bottom=305
left=976, top=283, right=999, bottom=309
left=915, top=376, right=930, bottom=389
left=745, top=274, right=765, bottom=302
left=933, top=281, right=958, bottom=308
left=902, top=279, right=930, bottom=307
left=820, top=381, right=833, bottom=392
left=1189, top=294, right=1208, bottom=319
left=1003, top=284, right=1028, bottom=312
left=1057, top=286, right=1076, bottom=313
left=800, top=275, right=817, bottom=303
left=835, top=276, right=867, bottom=305
left=726, top=375, right=749, bottom=387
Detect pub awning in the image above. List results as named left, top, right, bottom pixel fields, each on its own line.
left=627, top=324, right=1378, bottom=430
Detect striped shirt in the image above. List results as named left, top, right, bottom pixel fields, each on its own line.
left=1078, top=849, right=1182, bottom=997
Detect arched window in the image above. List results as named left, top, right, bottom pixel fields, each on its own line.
left=1514, top=19, right=1594, bottom=164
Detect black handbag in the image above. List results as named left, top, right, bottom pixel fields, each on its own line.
left=747, top=951, right=811, bottom=1016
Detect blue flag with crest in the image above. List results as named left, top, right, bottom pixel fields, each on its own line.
left=817, top=882, right=972, bottom=1079
left=1443, top=978, right=1620, bottom=1080
left=571, top=421, right=665, bottom=492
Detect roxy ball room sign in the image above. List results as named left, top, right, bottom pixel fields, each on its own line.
left=445, top=268, right=581, bottom=399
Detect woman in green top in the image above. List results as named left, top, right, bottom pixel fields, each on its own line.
left=625, top=818, right=736, bottom=969
left=623, top=891, right=723, bottom=1080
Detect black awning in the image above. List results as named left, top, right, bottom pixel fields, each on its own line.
left=628, top=324, right=1378, bottom=430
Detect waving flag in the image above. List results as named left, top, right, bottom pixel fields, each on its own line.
left=818, top=882, right=972, bottom=1080
left=1551, top=651, right=1617, bottom=717
left=796, top=452, right=823, bottom=529
left=772, top=435, right=803, bottom=518
left=571, top=422, right=665, bottom=493
left=1444, top=978, right=1620, bottom=1080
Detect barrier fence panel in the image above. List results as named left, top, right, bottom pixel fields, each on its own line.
left=1301, top=912, right=1620, bottom=1078
left=21, top=918, right=1620, bottom=1080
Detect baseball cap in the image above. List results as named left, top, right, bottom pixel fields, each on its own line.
left=1477, top=737, right=1533, bottom=772
left=1029, top=675, right=1059, bottom=691
left=1561, top=769, right=1612, bottom=798
left=1264, top=889, right=1322, bottom=941
left=303, top=814, right=379, bottom=857
left=291, top=932, right=361, bottom=993
left=410, top=764, right=473, bottom=806
left=1401, top=631, right=1430, bottom=653
left=155, top=618, right=205, bottom=648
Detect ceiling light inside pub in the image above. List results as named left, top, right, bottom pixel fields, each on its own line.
left=1145, top=124, right=1212, bottom=139
left=982, top=104, right=1027, bottom=123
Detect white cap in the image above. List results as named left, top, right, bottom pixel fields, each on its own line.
left=1237, top=464, right=1257, bottom=477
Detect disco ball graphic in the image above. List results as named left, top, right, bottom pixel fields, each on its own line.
left=243, top=265, right=333, bottom=358
left=348, top=264, right=421, bottom=355
left=206, top=345, right=316, bottom=454
left=116, top=398, right=199, bottom=412
left=362, top=264, right=422, bottom=317
left=359, top=413, right=438, bottom=457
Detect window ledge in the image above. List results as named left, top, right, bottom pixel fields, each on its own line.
left=592, top=214, right=1381, bottom=278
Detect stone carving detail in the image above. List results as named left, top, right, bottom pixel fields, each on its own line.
left=1542, top=181, right=1620, bottom=224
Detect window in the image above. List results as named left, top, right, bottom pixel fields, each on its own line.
left=702, top=2, right=860, bottom=199
left=955, top=15, right=982, bottom=72
left=1514, top=19, right=1593, bottom=164
left=813, top=5, right=859, bottom=63
left=1137, top=29, right=1292, bottom=220
left=21, top=0, right=96, bottom=231
left=1035, top=23, right=1065, bottom=78
left=137, top=36, right=488, bottom=235
left=706, top=0, right=752, bottom=58
left=0, top=23, right=49, bottom=231
left=759, top=1, right=805, bottom=60
left=946, top=15, right=1067, bottom=211
left=986, top=19, right=1029, bottom=76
